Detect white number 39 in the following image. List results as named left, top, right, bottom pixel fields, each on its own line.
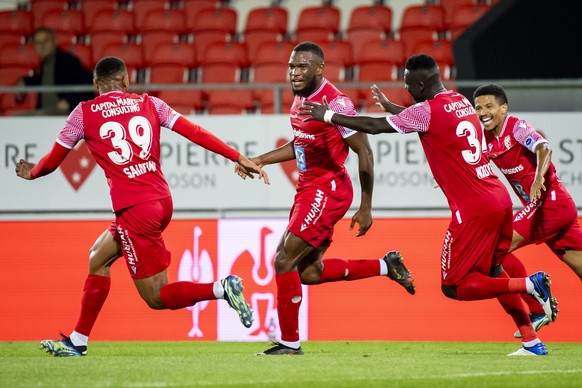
left=99, top=116, right=153, bottom=165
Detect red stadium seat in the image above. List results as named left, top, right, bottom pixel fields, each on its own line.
left=251, top=41, right=296, bottom=114
left=412, top=39, right=454, bottom=79
left=137, top=8, right=185, bottom=35
left=37, top=9, right=84, bottom=38
left=243, top=6, right=288, bottom=63
left=183, top=0, right=219, bottom=20
left=147, top=42, right=197, bottom=84
left=29, top=0, right=68, bottom=29
left=140, top=32, right=180, bottom=64
left=0, top=91, right=37, bottom=116
left=355, top=39, right=405, bottom=101
left=295, top=5, right=341, bottom=43
left=399, top=4, right=445, bottom=57
left=449, top=4, right=491, bottom=40
left=0, top=43, right=39, bottom=69
left=318, top=40, right=353, bottom=82
left=0, top=33, right=26, bottom=50
left=0, top=65, right=32, bottom=85
left=80, top=0, right=117, bottom=34
left=188, top=6, right=238, bottom=61
left=89, top=32, right=127, bottom=65
left=97, top=42, right=143, bottom=81
left=89, top=9, right=134, bottom=35
left=130, top=0, right=169, bottom=32
left=346, top=4, right=393, bottom=58
left=0, top=10, right=33, bottom=36
left=199, top=41, right=254, bottom=115
left=438, top=0, right=476, bottom=28
left=157, top=90, right=204, bottom=115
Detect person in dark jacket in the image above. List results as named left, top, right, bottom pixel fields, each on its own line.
left=17, top=27, right=94, bottom=115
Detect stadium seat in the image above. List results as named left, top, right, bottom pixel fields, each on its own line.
left=318, top=40, right=353, bottom=82
left=136, top=8, right=185, bottom=35
left=346, top=4, right=393, bottom=58
left=0, top=33, right=26, bottom=50
left=199, top=41, right=254, bottom=115
left=38, top=9, right=84, bottom=40
left=0, top=10, right=33, bottom=36
left=183, top=0, right=220, bottom=20
left=411, top=39, right=454, bottom=79
left=80, top=0, right=117, bottom=34
left=399, top=4, right=445, bottom=58
left=355, top=39, right=405, bottom=101
left=130, top=0, right=169, bottom=33
left=438, top=0, right=475, bottom=28
left=96, top=42, right=143, bottom=82
left=449, top=4, right=491, bottom=40
left=146, top=42, right=196, bottom=84
left=295, top=5, right=341, bottom=43
left=251, top=40, right=296, bottom=113
left=0, top=65, right=32, bottom=85
left=188, top=6, right=238, bottom=61
left=0, top=43, right=39, bottom=69
left=29, top=0, right=68, bottom=29
left=89, top=9, right=134, bottom=35
left=140, top=32, right=181, bottom=64
left=0, top=91, right=37, bottom=116
left=243, top=6, right=288, bottom=63
left=156, top=90, right=204, bottom=115
left=89, top=32, right=127, bottom=65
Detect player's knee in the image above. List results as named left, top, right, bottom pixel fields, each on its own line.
left=441, top=284, right=458, bottom=300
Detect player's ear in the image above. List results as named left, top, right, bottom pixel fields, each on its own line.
left=501, top=103, right=508, bottom=115
left=93, top=78, right=99, bottom=91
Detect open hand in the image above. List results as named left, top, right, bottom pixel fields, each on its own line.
left=299, top=95, right=330, bottom=122
left=234, top=156, right=270, bottom=185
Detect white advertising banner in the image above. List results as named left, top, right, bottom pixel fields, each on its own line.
left=1, top=113, right=581, bottom=215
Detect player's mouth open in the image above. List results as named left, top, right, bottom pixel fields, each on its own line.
left=292, top=80, right=304, bottom=87
left=480, top=116, right=492, bottom=124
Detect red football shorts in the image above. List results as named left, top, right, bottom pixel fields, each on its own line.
left=288, top=181, right=353, bottom=248
left=108, top=196, right=173, bottom=279
left=441, top=207, right=513, bottom=286
left=513, top=197, right=582, bottom=257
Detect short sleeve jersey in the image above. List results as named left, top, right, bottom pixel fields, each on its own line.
left=57, top=91, right=180, bottom=212
left=289, top=79, right=358, bottom=191
left=485, top=115, right=571, bottom=205
left=387, top=90, right=511, bottom=224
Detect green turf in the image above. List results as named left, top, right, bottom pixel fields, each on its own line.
left=1, top=341, right=581, bottom=387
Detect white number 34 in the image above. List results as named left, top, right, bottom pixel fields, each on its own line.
left=99, top=116, right=153, bottom=165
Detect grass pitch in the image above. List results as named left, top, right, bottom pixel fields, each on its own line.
left=1, top=341, right=581, bottom=387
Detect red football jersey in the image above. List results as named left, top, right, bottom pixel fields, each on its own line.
left=56, top=91, right=179, bottom=211
left=289, top=79, right=358, bottom=191
left=485, top=115, right=571, bottom=205
left=387, top=90, right=511, bottom=224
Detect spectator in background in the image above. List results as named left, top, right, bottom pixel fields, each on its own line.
left=17, top=27, right=94, bottom=115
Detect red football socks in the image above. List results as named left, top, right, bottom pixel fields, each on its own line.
left=276, top=272, right=302, bottom=342
left=74, top=274, right=111, bottom=336
left=456, top=272, right=527, bottom=300
left=502, top=253, right=545, bottom=315
left=160, top=281, right=216, bottom=310
left=319, top=259, right=380, bottom=283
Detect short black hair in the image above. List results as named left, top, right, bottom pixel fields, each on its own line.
left=405, top=54, right=438, bottom=71
left=94, top=56, right=127, bottom=81
left=473, top=84, right=508, bottom=105
left=293, top=41, right=324, bottom=61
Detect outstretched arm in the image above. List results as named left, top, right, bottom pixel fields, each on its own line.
left=299, top=96, right=397, bottom=135
left=346, top=132, right=374, bottom=237
left=15, top=142, right=71, bottom=180
left=172, top=116, right=269, bottom=184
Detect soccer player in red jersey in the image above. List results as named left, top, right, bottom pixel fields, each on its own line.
left=300, top=54, right=558, bottom=356
left=474, top=84, right=582, bottom=337
left=15, top=57, right=269, bottom=357
left=237, top=42, right=415, bottom=356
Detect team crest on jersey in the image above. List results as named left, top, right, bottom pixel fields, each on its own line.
left=504, top=136, right=511, bottom=150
